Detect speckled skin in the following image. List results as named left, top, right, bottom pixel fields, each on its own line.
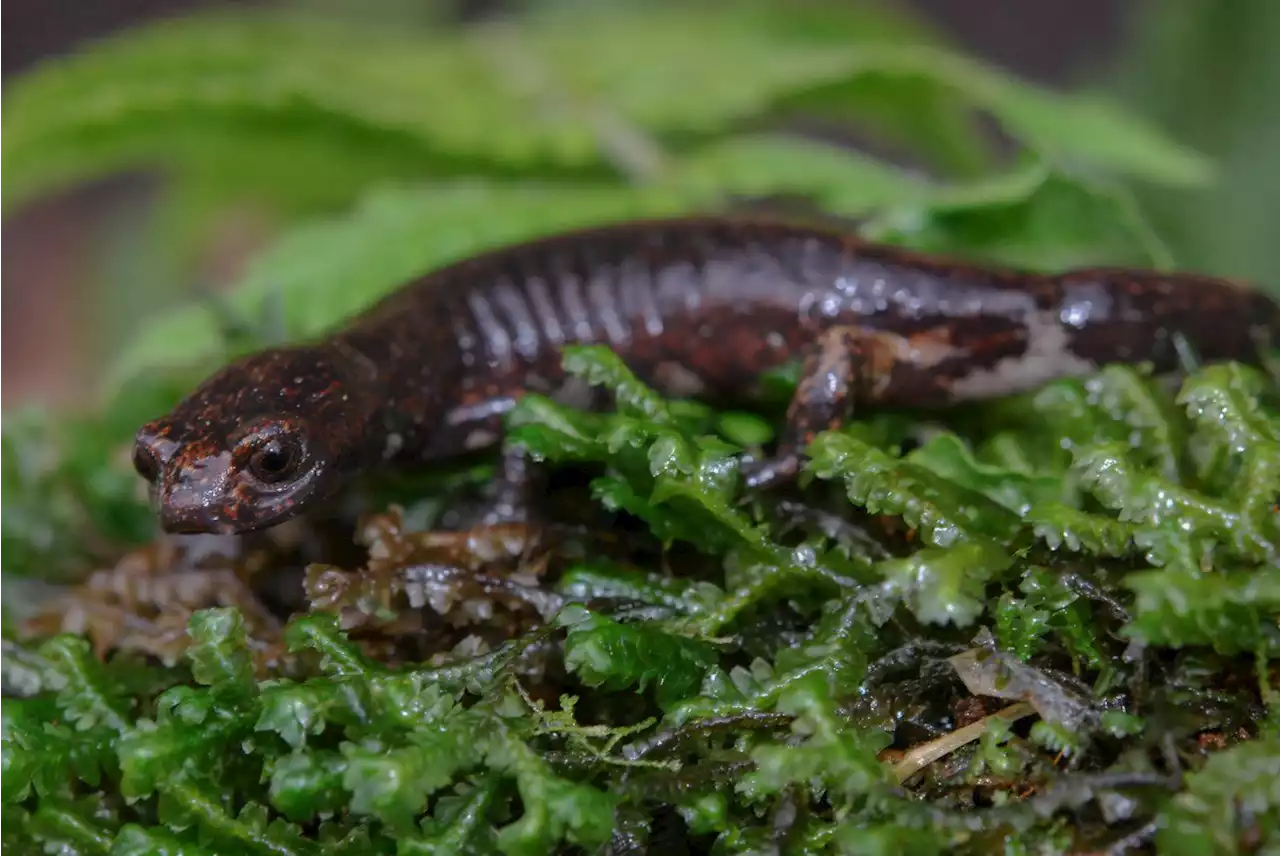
left=134, top=217, right=1280, bottom=534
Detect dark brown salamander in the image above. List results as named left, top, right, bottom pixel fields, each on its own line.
left=133, top=217, right=1280, bottom=535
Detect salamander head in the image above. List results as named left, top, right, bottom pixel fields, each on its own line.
left=133, top=344, right=378, bottom=535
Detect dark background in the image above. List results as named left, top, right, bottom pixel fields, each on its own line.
left=0, top=0, right=1155, bottom=409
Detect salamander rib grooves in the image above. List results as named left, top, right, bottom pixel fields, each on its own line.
left=523, top=271, right=567, bottom=348
left=491, top=276, right=541, bottom=362
left=465, top=288, right=513, bottom=369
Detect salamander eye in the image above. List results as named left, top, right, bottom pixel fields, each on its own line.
left=132, top=443, right=161, bottom=483
left=248, top=436, right=302, bottom=484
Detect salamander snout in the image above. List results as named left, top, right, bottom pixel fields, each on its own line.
left=131, top=343, right=379, bottom=534
left=132, top=417, right=331, bottom=535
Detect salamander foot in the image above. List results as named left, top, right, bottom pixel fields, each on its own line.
left=739, top=452, right=801, bottom=491
left=479, top=442, right=545, bottom=529
left=738, top=325, right=870, bottom=495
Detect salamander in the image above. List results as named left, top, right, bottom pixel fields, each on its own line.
left=132, top=217, right=1280, bottom=535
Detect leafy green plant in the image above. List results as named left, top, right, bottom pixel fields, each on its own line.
left=1115, top=0, right=1280, bottom=288
left=3, top=1, right=1278, bottom=853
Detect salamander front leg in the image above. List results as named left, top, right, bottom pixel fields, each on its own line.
left=481, top=441, right=546, bottom=527
left=398, top=441, right=545, bottom=574
left=740, top=326, right=869, bottom=491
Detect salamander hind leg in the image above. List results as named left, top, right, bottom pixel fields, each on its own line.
left=738, top=324, right=952, bottom=491
left=740, top=325, right=870, bottom=491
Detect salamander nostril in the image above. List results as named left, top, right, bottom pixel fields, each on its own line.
left=132, top=442, right=161, bottom=483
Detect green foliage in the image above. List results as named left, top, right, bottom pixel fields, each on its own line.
left=1155, top=734, right=1280, bottom=855
left=6, top=610, right=624, bottom=854
left=7, top=359, right=1280, bottom=851
left=186, top=608, right=255, bottom=696
left=3, top=0, right=1278, bottom=852
left=3, top=2, right=1205, bottom=216
left=1116, top=0, right=1280, bottom=295
left=558, top=605, right=717, bottom=708
left=739, top=673, right=894, bottom=804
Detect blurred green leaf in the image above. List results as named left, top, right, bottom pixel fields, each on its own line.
left=1, top=370, right=209, bottom=578
left=0, top=6, right=936, bottom=212
left=4, top=2, right=1207, bottom=221
left=866, top=160, right=1176, bottom=269
left=1155, top=733, right=1280, bottom=855
left=1115, top=0, right=1280, bottom=293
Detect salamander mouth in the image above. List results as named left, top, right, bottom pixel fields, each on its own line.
left=158, top=504, right=241, bottom=536
left=159, top=507, right=290, bottom=536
